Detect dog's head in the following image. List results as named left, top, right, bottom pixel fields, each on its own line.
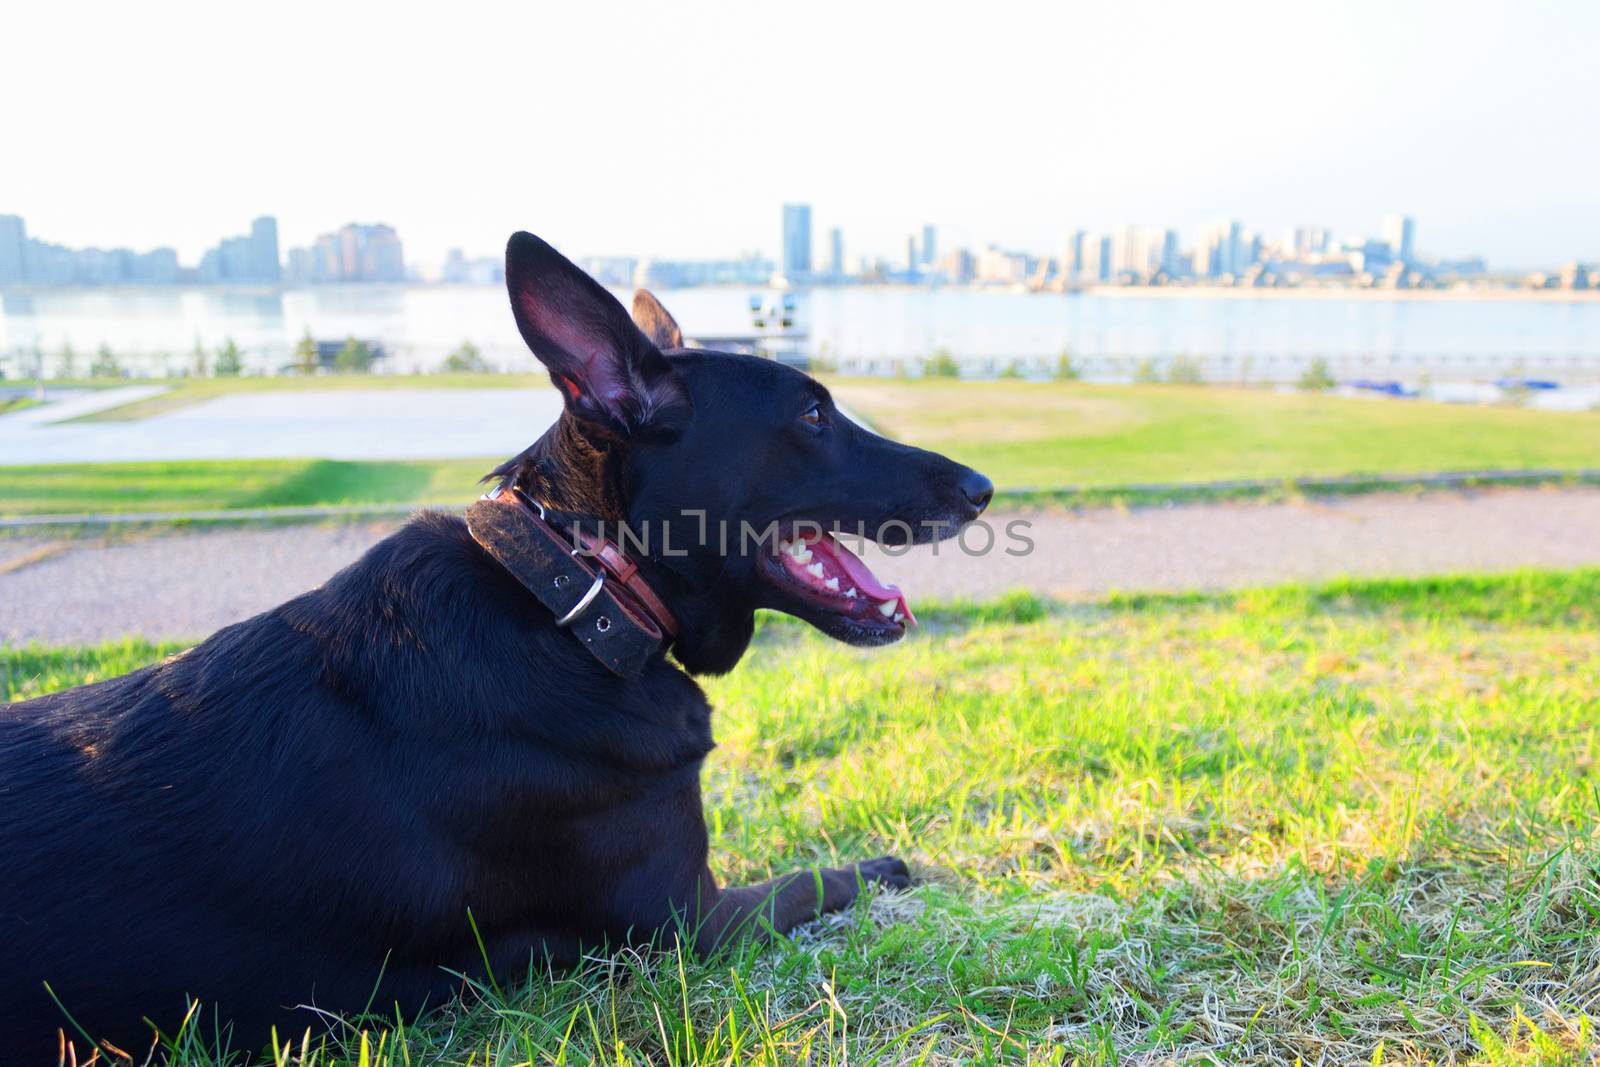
left=490, top=232, right=992, bottom=674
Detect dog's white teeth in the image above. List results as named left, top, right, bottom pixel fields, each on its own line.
left=824, top=577, right=840, bottom=591
left=893, top=612, right=905, bottom=624
left=844, top=587, right=858, bottom=598
left=796, top=548, right=813, bottom=563
left=784, top=541, right=813, bottom=563
left=805, top=562, right=825, bottom=579
left=878, top=599, right=897, bottom=617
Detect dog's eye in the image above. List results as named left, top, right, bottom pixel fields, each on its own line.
left=799, top=404, right=823, bottom=428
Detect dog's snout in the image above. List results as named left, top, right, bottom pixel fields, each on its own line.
left=959, top=469, right=994, bottom=514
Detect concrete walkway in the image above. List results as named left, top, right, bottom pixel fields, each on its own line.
left=0, top=386, right=566, bottom=463
left=4, top=486, right=1599, bottom=646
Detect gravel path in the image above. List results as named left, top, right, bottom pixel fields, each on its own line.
left=4, top=486, right=1599, bottom=646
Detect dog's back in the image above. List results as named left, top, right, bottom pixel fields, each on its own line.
left=0, top=513, right=715, bottom=1055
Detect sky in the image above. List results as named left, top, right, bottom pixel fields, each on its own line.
left=5, top=0, right=1597, bottom=271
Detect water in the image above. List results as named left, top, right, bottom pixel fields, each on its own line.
left=3, top=284, right=1599, bottom=382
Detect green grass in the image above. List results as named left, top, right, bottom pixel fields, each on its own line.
left=60, top=373, right=551, bottom=422
left=828, top=380, right=1600, bottom=489
left=0, top=458, right=493, bottom=517
left=6, top=571, right=1600, bottom=1063
left=6, top=379, right=1600, bottom=518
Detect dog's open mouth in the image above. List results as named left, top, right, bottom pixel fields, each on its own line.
left=760, top=528, right=915, bottom=644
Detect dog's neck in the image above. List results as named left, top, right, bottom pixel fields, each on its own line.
left=491, top=413, right=757, bottom=677
left=516, top=415, right=628, bottom=521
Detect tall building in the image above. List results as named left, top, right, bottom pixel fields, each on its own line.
left=250, top=217, right=281, bottom=283
left=1381, top=214, right=1415, bottom=264
left=286, top=223, right=406, bottom=283
left=780, top=203, right=812, bottom=281
left=1065, top=230, right=1087, bottom=281
left=199, top=216, right=282, bottom=283
left=906, top=234, right=919, bottom=274
left=921, top=224, right=937, bottom=268
left=0, top=215, right=25, bottom=284
left=827, top=226, right=844, bottom=278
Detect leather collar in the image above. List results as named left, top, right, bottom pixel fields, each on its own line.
left=466, top=486, right=678, bottom=677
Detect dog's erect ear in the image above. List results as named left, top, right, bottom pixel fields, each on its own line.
left=506, top=232, right=685, bottom=432
left=631, top=289, right=683, bottom=350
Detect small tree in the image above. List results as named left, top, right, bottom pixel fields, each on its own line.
left=1133, top=357, right=1162, bottom=384
left=293, top=331, right=320, bottom=375
left=191, top=339, right=209, bottom=378
left=89, top=344, right=122, bottom=378
left=441, top=340, right=491, bottom=373
left=998, top=359, right=1025, bottom=379
left=56, top=342, right=78, bottom=380
left=1052, top=351, right=1081, bottom=381
left=1297, top=357, right=1336, bottom=392
left=335, top=336, right=374, bottom=374
left=1167, top=355, right=1205, bottom=385
left=924, top=348, right=961, bottom=378
left=213, top=338, right=245, bottom=377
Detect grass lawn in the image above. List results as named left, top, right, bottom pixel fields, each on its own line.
left=58, top=373, right=553, bottom=422
left=828, top=380, right=1600, bottom=489
left=5, top=379, right=1600, bottom=517
left=0, top=458, right=492, bottom=516
left=5, top=571, right=1599, bottom=1063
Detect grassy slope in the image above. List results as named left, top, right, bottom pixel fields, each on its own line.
left=828, top=380, right=1600, bottom=488
left=5, top=572, right=1599, bottom=1064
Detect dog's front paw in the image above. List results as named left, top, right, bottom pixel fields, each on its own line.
left=855, top=855, right=912, bottom=890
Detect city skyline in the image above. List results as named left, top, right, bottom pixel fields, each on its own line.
left=5, top=204, right=1592, bottom=292
left=4, top=2, right=1598, bottom=272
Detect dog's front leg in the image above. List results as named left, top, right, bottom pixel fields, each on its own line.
left=692, top=856, right=910, bottom=954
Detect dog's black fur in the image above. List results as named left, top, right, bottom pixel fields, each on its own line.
left=0, top=233, right=991, bottom=1059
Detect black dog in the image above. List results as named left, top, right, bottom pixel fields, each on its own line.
left=0, top=232, right=991, bottom=1058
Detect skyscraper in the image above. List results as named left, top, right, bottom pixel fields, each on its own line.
left=828, top=226, right=844, bottom=278
left=0, top=215, right=25, bottom=284
left=250, top=216, right=281, bottom=283
left=1381, top=214, right=1415, bottom=264
left=921, top=224, right=937, bottom=268
left=1065, top=230, right=1086, bottom=281
left=781, top=203, right=812, bottom=281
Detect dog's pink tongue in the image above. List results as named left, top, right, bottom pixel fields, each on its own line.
left=812, top=533, right=916, bottom=624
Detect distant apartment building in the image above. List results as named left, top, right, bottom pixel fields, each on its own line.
left=575, top=256, right=636, bottom=288
left=920, top=224, right=937, bottom=268
left=443, top=248, right=508, bottom=285
left=0, top=215, right=24, bottom=283
left=634, top=255, right=773, bottom=289
left=286, top=223, right=405, bottom=283
left=975, top=245, right=1031, bottom=285
left=198, top=216, right=281, bottom=284
left=1381, top=214, right=1415, bottom=265
left=780, top=203, right=812, bottom=281
left=0, top=213, right=182, bottom=286
left=1193, top=219, right=1248, bottom=278
left=936, top=248, right=975, bottom=284
left=1064, top=230, right=1087, bottom=281
left=827, top=227, right=845, bottom=278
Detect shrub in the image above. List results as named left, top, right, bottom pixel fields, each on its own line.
left=441, top=341, right=492, bottom=373
left=1167, top=355, right=1205, bottom=385
left=924, top=348, right=961, bottom=378
left=335, top=337, right=374, bottom=374
left=1052, top=351, right=1081, bottom=381
left=1297, top=357, right=1337, bottom=392
left=89, top=344, right=121, bottom=378
left=212, top=338, right=245, bottom=377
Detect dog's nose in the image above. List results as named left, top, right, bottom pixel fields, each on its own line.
left=959, top=469, right=994, bottom=514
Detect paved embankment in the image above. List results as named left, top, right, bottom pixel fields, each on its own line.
left=3, top=486, right=1599, bottom=646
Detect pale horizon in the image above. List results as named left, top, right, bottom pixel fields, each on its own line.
left=6, top=0, right=1598, bottom=271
